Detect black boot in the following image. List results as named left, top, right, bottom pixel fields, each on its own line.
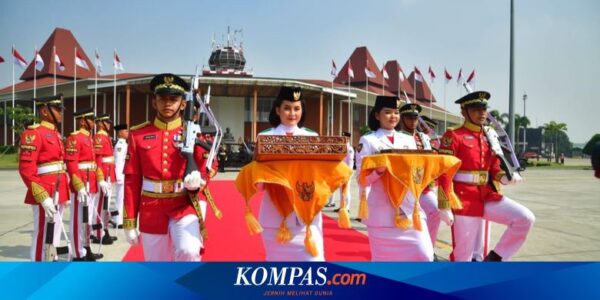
left=85, top=246, right=103, bottom=261
left=90, top=235, right=101, bottom=244
left=484, top=250, right=502, bottom=262
left=103, top=229, right=117, bottom=242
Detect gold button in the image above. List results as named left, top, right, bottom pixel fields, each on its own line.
left=164, top=138, right=169, bottom=142
left=164, top=131, right=169, bottom=135
left=163, top=168, right=168, bottom=172
left=163, top=153, right=168, bottom=157
left=163, top=145, right=168, bottom=150
left=163, top=160, right=168, bottom=164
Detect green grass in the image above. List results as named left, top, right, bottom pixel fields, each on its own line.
left=0, top=153, right=18, bottom=169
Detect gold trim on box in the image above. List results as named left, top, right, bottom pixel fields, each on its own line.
left=254, top=135, right=347, bottom=162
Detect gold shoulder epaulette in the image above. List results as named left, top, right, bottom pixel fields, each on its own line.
left=70, top=131, right=79, bottom=135
left=446, top=126, right=458, bottom=131
left=130, top=121, right=150, bottom=131
left=27, top=124, right=40, bottom=129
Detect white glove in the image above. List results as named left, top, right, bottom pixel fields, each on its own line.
left=439, top=209, right=454, bottom=226
left=76, top=188, right=89, bottom=204
left=184, top=171, right=206, bottom=191
left=125, top=229, right=139, bottom=245
left=255, top=182, right=265, bottom=191
left=98, top=180, right=111, bottom=195
left=116, top=177, right=124, bottom=185
left=40, top=198, right=57, bottom=219
left=500, top=173, right=523, bottom=185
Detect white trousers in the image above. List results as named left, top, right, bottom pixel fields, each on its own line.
left=367, top=217, right=433, bottom=261
left=141, top=214, right=202, bottom=261
left=70, top=192, right=98, bottom=259
left=419, top=190, right=442, bottom=246
left=451, top=196, right=535, bottom=261
left=31, top=204, right=65, bottom=261
left=114, top=182, right=124, bottom=226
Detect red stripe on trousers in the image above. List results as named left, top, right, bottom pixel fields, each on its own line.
left=96, top=195, right=103, bottom=238
left=73, top=198, right=81, bottom=258
left=449, top=223, right=456, bottom=262
left=34, top=206, right=45, bottom=261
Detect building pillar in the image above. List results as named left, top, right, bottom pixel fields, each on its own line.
left=252, top=87, right=258, bottom=142
left=319, top=92, right=324, bottom=135
left=125, top=85, right=131, bottom=127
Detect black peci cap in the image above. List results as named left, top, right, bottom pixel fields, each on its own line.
left=149, top=73, right=189, bottom=96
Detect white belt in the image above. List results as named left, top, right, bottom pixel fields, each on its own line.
left=78, top=162, right=97, bottom=170
left=453, top=171, right=489, bottom=186
left=142, top=178, right=185, bottom=194
left=102, top=156, right=115, bottom=163
left=37, top=163, right=66, bottom=175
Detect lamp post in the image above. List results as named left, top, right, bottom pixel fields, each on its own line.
left=523, top=93, right=527, bottom=153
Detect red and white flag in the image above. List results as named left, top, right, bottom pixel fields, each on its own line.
left=54, top=53, right=65, bottom=71
left=12, top=48, right=27, bottom=68
left=0, top=56, right=4, bottom=63
left=414, top=67, right=424, bottom=82
left=347, top=61, right=354, bottom=79
left=365, top=67, right=375, bottom=79
left=382, top=68, right=389, bottom=80
left=428, top=66, right=436, bottom=83
left=399, top=70, right=405, bottom=82
left=444, top=68, right=453, bottom=84
left=330, top=59, right=337, bottom=77
left=466, top=69, right=475, bottom=84
left=456, top=68, right=463, bottom=86
left=75, top=50, right=89, bottom=70
left=35, top=51, right=44, bottom=71
left=95, top=49, right=103, bottom=73
left=114, top=51, right=124, bottom=71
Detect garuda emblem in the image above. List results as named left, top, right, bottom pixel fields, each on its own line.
left=412, top=166, right=424, bottom=184
left=295, top=181, right=315, bottom=202
left=25, top=135, right=36, bottom=144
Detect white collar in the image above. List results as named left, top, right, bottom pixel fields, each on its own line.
left=277, top=124, right=299, bottom=133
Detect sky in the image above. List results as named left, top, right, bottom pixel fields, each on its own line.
left=1, top=0, right=599, bottom=143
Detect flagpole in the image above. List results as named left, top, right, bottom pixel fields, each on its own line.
left=11, top=46, right=15, bottom=145
left=53, top=46, right=57, bottom=95
left=330, top=77, right=334, bottom=136
left=33, top=47, right=37, bottom=117
left=429, top=76, right=433, bottom=119
left=413, top=69, right=417, bottom=103
left=113, top=49, right=117, bottom=125
left=444, top=72, right=448, bottom=131
left=74, top=47, right=77, bottom=131
left=94, top=49, right=98, bottom=118
left=347, top=74, right=351, bottom=136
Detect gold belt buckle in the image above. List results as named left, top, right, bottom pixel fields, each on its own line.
left=478, top=173, right=487, bottom=185
left=162, top=181, right=174, bottom=193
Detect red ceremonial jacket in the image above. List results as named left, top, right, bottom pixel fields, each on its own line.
left=65, top=128, right=99, bottom=194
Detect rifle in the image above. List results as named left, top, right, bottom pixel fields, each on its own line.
left=462, top=83, right=519, bottom=180
left=53, top=174, right=72, bottom=260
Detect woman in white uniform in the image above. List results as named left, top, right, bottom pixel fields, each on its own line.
left=257, top=87, right=325, bottom=261
left=356, top=96, right=434, bottom=261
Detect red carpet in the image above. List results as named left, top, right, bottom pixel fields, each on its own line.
left=122, top=180, right=371, bottom=261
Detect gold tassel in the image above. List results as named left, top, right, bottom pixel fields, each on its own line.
left=304, top=225, right=319, bottom=257
left=337, top=185, right=352, bottom=229
left=244, top=203, right=263, bottom=235
left=412, top=201, right=422, bottom=231
left=358, top=187, right=369, bottom=219
left=203, top=188, right=223, bottom=220
left=276, top=218, right=292, bottom=243
left=394, top=210, right=412, bottom=229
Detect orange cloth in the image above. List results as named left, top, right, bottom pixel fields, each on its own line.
left=359, top=153, right=463, bottom=229
left=236, top=160, right=353, bottom=231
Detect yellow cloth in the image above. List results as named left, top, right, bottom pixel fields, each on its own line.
left=359, top=153, right=462, bottom=229
left=236, top=160, right=352, bottom=228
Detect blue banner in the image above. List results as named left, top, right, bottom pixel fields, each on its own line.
left=1, top=262, right=599, bottom=299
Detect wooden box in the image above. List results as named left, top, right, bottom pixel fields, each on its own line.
left=254, top=135, right=348, bottom=161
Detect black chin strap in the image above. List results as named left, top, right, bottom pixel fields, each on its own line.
left=46, top=105, right=60, bottom=127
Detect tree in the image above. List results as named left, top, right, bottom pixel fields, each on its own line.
left=583, top=134, right=600, bottom=155
left=514, top=114, right=531, bottom=152
left=7, top=105, right=37, bottom=145
left=490, top=109, right=508, bottom=127
left=543, top=121, right=569, bottom=163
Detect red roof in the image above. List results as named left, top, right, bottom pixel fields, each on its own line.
left=20, top=28, right=97, bottom=81
left=382, top=60, right=414, bottom=97
left=334, top=46, right=385, bottom=87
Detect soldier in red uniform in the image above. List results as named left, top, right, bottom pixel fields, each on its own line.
left=438, top=91, right=535, bottom=261
left=18, top=94, right=70, bottom=261
left=123, top=73, right=218, bottom=261
left=420, top=116, right=440, bottom=150
left=92, top=113, right=117, bottom=244
left=65, top=108, right=103, bottom=261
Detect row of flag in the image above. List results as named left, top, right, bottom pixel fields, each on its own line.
left=0, top=47, right=124, bottom=72
left=330, top=59, right=475, bottom=86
